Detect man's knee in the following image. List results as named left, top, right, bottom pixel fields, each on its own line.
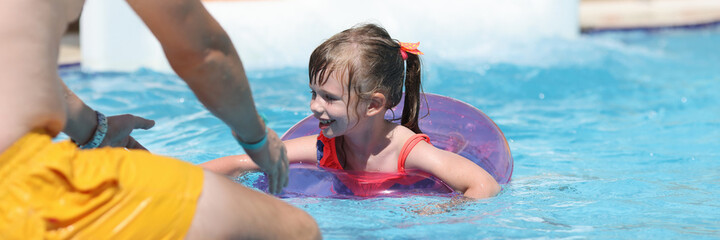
left=283, top=206, right=321, bottom=240
left=188, top=170, right=321, bottom=239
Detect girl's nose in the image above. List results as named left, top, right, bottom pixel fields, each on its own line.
left=309, top=98, right=322, bottom=114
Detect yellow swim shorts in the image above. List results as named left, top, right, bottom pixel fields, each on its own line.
left=0, top=129, right=204, bottom=239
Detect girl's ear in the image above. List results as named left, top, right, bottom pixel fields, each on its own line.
left=366, top=92, right=387, bottom=117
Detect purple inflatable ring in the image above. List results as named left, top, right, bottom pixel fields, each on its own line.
left=254, top=93, right=513, bottom=198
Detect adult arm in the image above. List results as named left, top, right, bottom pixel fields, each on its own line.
left=125, top=0, right=288, bottom=193
left=406, top=142, right=501, bottom=199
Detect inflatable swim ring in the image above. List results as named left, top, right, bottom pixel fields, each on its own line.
left=253, top=93, right=513, bottom=198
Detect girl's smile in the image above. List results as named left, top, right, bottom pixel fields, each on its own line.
left=318, top=118, right=335, bottom=129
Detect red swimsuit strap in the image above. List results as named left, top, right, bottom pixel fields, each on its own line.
left=397, top=134, right=430, bottom=174
left=317, top=133, right=343, bottom=170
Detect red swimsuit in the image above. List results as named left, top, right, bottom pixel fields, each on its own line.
left=316, top=133, right=432, bottom=196
left=316, top=133, right=430, bottom=172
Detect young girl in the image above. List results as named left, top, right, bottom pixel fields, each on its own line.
left=202, top=23, right=500, bottom=199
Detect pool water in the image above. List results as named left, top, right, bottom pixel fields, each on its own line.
left=60, top=25, right=720, bottom=239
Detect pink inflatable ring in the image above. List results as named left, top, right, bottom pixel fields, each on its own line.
left=253, top=93, right=513, bottom=198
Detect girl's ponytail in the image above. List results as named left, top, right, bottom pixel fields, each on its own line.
left=401, top=53, right=423, bottom=133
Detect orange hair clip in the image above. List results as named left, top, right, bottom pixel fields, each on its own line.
left=399, top=42, right=424, bottom=60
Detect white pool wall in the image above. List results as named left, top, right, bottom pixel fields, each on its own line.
left=80, top=0, right=579, bottom=73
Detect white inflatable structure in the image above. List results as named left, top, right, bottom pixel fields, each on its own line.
left=80, top=0, right=578, bottom=72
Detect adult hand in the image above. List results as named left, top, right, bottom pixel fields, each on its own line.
left=100, top=114, right=156, bottom=150
left=240, top=128, right=289, bottom=195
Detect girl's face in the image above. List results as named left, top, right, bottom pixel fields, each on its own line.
left=309, top=72, right=364, bottom=138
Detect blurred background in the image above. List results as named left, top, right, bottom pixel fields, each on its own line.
left=59, top=0, right=720, bottom=70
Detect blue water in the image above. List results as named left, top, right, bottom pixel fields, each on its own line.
left=60, top=26, right=720, bottom=239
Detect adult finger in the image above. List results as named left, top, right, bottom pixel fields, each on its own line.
left=132, top=116, right=156, bottom=130
left=125, top=136, right=148, bottom=151
left=274, top=166, right=283, bottom=195
left=282, top=150, right=289, bottom=188
left=272, top=170, right=281, bottom=195
left=268, top=172, right=277, bottom=194
left=268, top=161, right=286, bottom=194
left=266, top=172, right=273, bottom=194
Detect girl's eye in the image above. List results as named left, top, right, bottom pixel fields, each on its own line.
left=310, top=90, right=317, bottom=98
left=325, top=95, right=338, bottom=102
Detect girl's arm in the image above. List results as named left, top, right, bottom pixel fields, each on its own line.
left=199, top=154, right=256, bottom=178
left=405, top=141, right=501, bottom=199
left=201, top=134, right=319, bottom=178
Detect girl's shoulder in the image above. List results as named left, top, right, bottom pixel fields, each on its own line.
left=389, top=124, right=419, bottom=140
left=388, top=124, right=436, bottom=156
left=392, top=127, right=447, bottom=171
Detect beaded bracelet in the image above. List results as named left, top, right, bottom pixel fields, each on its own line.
left=79, top=111, right=108, bottom=149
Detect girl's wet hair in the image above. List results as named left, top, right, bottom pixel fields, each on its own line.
left=309, top=23, right=424, bottom=133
